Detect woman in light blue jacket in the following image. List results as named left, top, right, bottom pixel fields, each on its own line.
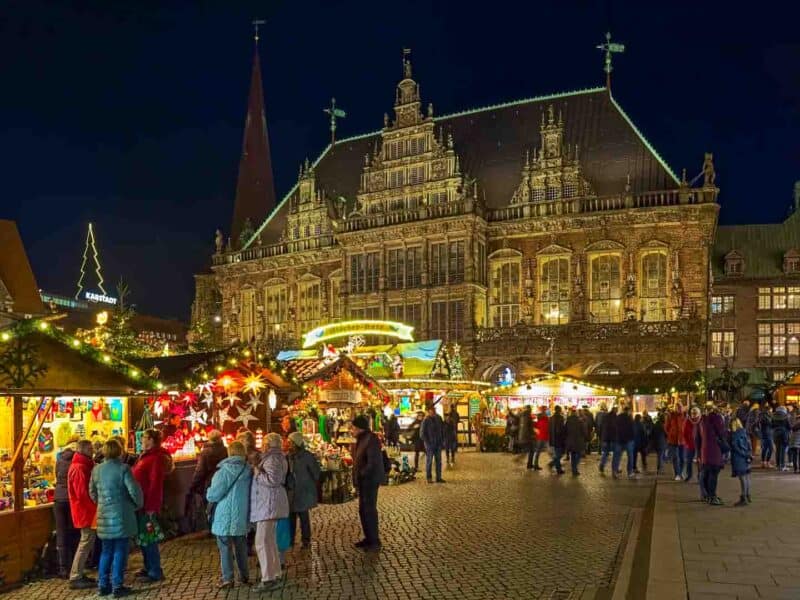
left=206, top=441, right=253, bottom=589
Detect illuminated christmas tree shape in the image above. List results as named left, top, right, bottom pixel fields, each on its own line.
left=75, top=222, right=107, bottom=299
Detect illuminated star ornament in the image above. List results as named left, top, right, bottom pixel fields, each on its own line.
left=224, top=392, right=242, bottom=407
left=200, top=393, right=214, bottom=408
left=196, top=380, right=215, bottom=395
left=186, top=406, right=207, bottom=429
left=217, top=405, right=232, bottom=428
left=242, top=373, right=267, bottom=395
left=235, top=406, right=257, bottom=429
left=247, top=393, right=264, bottom=410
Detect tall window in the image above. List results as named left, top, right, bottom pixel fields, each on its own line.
left=265, top=283, right=288, bottom=331
left=640, top=252, right=667, bottom=322
left=329, top=276, right=342, bottom=320
left=759, top=322, right=800, bottom=358
left=477, top=242, right=487, bottom=285
left=711, top=295, right=735, bottom=315
left=590, top=255, right=622, bottom=323
left=448, top=241, right=465, bottom=284
left=298, top=279, right=321, bottom=329
left=790, top=287, right=800, bottom=309
left=406, top=247, right=422, bottom=287
left=540, top=257, right=570, bottom=324
left=388, top=303, right=422, bottom=335
left=350, top=252, right=380, bottom=293
left=774, top=287, right=788, bottom=310
left=240, top=289, right=257, bottom=342
left=430, top=191, right=447, bottom=205
left=711, top=331, right=735, bottom=357
left=758, top=287, right=771, bottom=310
left=430, top=243, right=447, bottom=286
left=490, top=260, right=521, bottom=327
left=430, top=300, right=464, bottom=342
left=430, top=301, right=447, bottom=340
left=366, top=252, right=379, bottom=292
left=388, top=170, right=404, bottom=188
left=387, top=249, right=405, bottom=290
left=408, top=166, right=425, bottom=185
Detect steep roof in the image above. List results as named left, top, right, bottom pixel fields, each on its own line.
left=231, top=45, right=277, bottom=248
left=0, top=220, right=46, bottom=315
left=249, top=88, right=680, bottom=247
left=712, top=211, right=800, bottom=279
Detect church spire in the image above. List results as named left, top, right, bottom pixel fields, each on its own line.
left=230, top=25, right=277, bottom=249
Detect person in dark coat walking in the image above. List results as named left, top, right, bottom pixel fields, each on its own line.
left=352, top=415, right=383, bottom=551
left=192, top=430, right=228, bottom=495
left=734, top=400, right=750, bottom=435
left=729, top=418, right=753, bottom=506
left=506, top=410, right=520, bottom=453
left=407, top=412, right=426, bottom=472
left=582, top=407, right=595, bottom=455
left=383, top=414, right=401, bottom=448
left=633, top=414, right=650, bottom=473
left=614, top=406, right=636, bottom=479
left=547, top=406, right=566, bottom=475
left=287, top=432, right=321, bottom=548
left=444, top=405, right=460, bottom=467
left=517, top=406, right=534, bottom=464
left=531, top=406, right=549, bottom=470
left=697, top=404, right=726, bottom=505
left=595, top=403, right=608, bottom=448
left=650, top=410, right=668, bottom=474
left=564, top=408, right=587, bottom=476
left=598, top=407, right=618, bottom=475
left=771, top=406, right=791, bottom=471
left=54, top=438, right=80, bottom=578
left=420, top=406, right=446, bottom=483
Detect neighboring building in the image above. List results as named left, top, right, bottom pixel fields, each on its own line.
left=193, top=48, right=720, bottom=382
left=0, top=220, right=47, bottom=327
left=710, top=182, right=800, bottom=383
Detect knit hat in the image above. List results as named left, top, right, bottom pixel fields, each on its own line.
left=288, top=432, right=305, bottom=447
left=352, top=415, right=370, bottom=430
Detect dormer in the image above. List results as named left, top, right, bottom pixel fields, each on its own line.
left=283, top=160, right=334, bottom=249
left=784, top=249, right=800, bottom=275
left=723, top=249, right=745, bottom=277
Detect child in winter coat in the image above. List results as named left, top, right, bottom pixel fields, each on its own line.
left=729, top=417, right=753, bottom=506
left=789, top=415, right=800, bottom=473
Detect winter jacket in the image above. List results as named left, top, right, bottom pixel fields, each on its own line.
left=683, top=417, right=700, bottom=451
left=729, top=429, right=752, bottom=477
left=790, top=418, right=800, bottom=449
left=67, top=452, right=97, bottom=528
left=517, top=408, right=534, bottom=445
left=534, top=413, right=549, bottom=442
left=408, top=417, right=424, bottom=451
left=353, top=429, right=384, bottom=489
left=444, top=412, right=459, bottom=446
left=206, top=456, right=252, bottom=537
left=615, top=412, right=635, bottom=444
left=54, top=447, right=75, bottom=502
left=758, top=410, right=774, bottom=439
left=132, top=446, right=173, bottom=514
left=549, top=412, right=566, bottom=449
left=734, top=404, right=750, bottom=429
left=772, top=407, right=791, bottom=444
left=633, top=418, right=649, bottom=450
left=250, top=448, right=289, bottom=522
left=600, top=411, right=618, bottom=443
left=89, top=458, right=143, bottom=540
left=745, top=407, right=761, bottom=437
left=698, top=412, right=726, bottom=467
left=649, top=415, right=667, bottom=452
left=288, top=448, right=321, bottom=513
left=595, top=410, right=608, bottom=441
left=420, top=414, right=445, bottom=450
left=583, top=410, right=595, bottom=436
left=564, top=414, right=587, bottom=453
left=191, top=439, right=228, bottom=492
left=666, top=409, right=687, bottom=446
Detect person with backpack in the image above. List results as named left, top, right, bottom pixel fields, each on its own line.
left=758, top=405, right=774, bottom=468
left=207, top=441, right=253, bottom=589
left=772, top=405, right=791, bottom=472
left=286, top=432, right=321, bottom=549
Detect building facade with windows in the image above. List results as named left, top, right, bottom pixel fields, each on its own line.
left=710, top=184, right=800, bottom=383
left=193, top=50, right=720, bottom=382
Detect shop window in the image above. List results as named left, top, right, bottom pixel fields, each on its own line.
left=590, top=254, right=622, bottom=323
left=539, top=256, right=570, bottom=324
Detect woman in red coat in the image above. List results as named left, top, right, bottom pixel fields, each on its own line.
left=132, top=429, right=174, bottom=582
left=67, top=440, right=97, bottom=589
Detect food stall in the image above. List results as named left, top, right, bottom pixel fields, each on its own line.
left=0, top=319, right=157, bottom=588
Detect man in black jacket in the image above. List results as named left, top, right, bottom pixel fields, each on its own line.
left=547, top=406, right=566, bottom=475
left=599, top=407, right=618, bottom=475
left=614, top=406, right=636, bottom=479
left=352, top=415, right=383, bottom=552
left=420, top=406, right=446, bottom=483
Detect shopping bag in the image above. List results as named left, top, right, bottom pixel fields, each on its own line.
left=137, top=513, right=166, bottom=546
left=275, top=517, right=291, bottom=552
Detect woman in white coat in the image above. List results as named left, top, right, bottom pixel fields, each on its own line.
left=250, top=432, right=289, bottom=591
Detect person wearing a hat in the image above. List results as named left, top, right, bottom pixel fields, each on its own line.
left=351, top=415, right=383, bottom=551
left=287, top=432, right=320, bottom=549
left=250, top=432, right=289, bottom=591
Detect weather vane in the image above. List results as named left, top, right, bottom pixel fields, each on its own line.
left=596, top=32, right=625, bottom=90
left=323, top=97, right=346, bottom=145
left=252, top=19, right=265, bottom=43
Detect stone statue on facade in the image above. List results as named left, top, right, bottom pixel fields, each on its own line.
left=215, top=229, right=223, bottom=254
left=703, top=153, right=716, bottom=186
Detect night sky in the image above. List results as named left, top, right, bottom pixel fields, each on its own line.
left=3, top=1, right=799, bottom=320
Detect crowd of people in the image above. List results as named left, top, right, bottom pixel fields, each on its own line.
left=504, top=399, right=800, bottom=507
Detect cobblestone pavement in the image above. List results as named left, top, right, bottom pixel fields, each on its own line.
left=674, top=469, right=800, bottom=600
left=6, top=451, right=654, bottom=600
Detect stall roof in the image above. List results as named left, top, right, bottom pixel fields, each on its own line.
left=484, top=372, right=623, bottom=397
left=282, top=354, right=387, bottom=396
left=584, top=371, right=700, bottom=394
left=278, top=340, right=442, bottom=378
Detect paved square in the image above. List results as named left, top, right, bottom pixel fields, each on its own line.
left=6, top=451, right=654, bottom=600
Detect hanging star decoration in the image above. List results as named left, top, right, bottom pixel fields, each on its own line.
left=217, top=405, right=232, bottom=428
left=200, top=393, right=214, bottom=408
left=242, top=373, right=267, bottom=395
left=224, top=392, right=242, bottom=407
left=236, top=406, right=258, bottom=429
left=153, top=398, right=167, bottom=419
left=186, top=405, right=207, bottom=429
left=247, top=393, right=264, bottom=410
left=196, top=380, right=215, bottom=396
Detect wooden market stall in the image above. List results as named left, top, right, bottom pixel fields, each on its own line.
left=0, top=320, right=157, bottom=588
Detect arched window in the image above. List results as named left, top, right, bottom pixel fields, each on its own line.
left=539, top=256, right=570, bottom=324
left=640, top=252, right=668, bottom=322
left=646, top=361, right=679, bottom=374
left=589, top=254, right=622, bottom=323
left=591, top=363, right=622, bottom=376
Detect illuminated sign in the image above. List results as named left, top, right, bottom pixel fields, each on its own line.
left=85, top=291, right=118, bottom=306
left=302, top=320, right=414, bottom=349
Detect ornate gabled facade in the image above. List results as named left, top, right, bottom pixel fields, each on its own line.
left=194, top=52, right=720, bottom=383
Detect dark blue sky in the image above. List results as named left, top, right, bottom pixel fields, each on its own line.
left=3, top=0, right=799, bottom=319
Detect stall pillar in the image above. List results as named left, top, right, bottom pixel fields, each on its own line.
left=13, top=398, right=22, bottom=512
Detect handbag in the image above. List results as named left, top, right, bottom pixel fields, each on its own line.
left=137, top=513, right=165, bottom=546
left=206, top=463, right=247, bottom=529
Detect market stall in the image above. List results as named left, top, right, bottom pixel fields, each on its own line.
left=0, top=319, right=158, bottom=588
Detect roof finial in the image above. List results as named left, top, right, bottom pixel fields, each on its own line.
left=252, top=19, right=265, bottom=44
left=596, top=31, right=625, bottom=91
left=323, top=97, right=346, bottom=145
left=402, top=48, right=412, bottom=79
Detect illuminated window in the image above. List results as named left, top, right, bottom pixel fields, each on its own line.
left=490, top=259, right=521, bottom=327
left=265, top=282, right=288, bottom=331
left=539, top=256, right=570, bottom=324
left=711, top=331, right=735, bottom=357
left=406, top=247, right=422, bottom=288
left=430, top=243, right=447, bottom=286
left=448, top=241, right=465, bottom=284
left=789, top=323, right=800, bottom=358
left=758, top=288, right=771, bottom=310
left=477, top=242, right=487, bottom=286
left=590, top=255, right=622, bottom=323
left=387, top=249, right=405, bottom=290
left=297, top=279, right=321, bottom=330
left=711, top=295, right=735, bottom=315
left=789, top=287, right=800, bottom=309
left=240, top=289, right=257, bottom=342
left=774, top=287, right=787, bottom=310
left=773, top=370, right=787, bottom=382
left=640, top=252, right=667, bottom=322
left=350, top=252, right=380, bottom=294
left=758, top=323, right=772, bottom=357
